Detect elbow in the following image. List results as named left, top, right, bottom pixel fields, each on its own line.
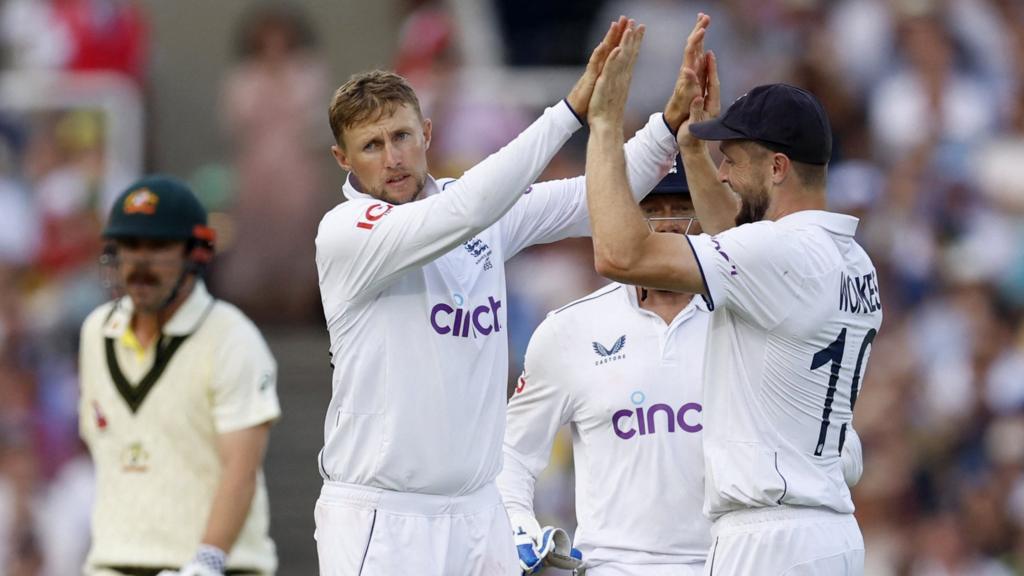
left=593, top=249, right=638, bottom=283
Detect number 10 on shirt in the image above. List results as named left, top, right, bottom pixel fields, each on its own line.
left=810, top=327, right=877, bottom=457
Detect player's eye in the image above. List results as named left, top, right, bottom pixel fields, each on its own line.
left=363, top=141, right=380, bottom=152
left=394, top=131, right=410, bottom=142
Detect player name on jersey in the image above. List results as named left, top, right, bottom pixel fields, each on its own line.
left=838, top=270, right=881, bottom=315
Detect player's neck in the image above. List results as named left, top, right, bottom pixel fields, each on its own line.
left=767, top=187, right=826, bottom=221
left=130, top=284, right=193, bottom=348
left=636, top=286, right=692, bottom=324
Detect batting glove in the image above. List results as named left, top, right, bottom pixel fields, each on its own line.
left=156, top=544, right=227, bottom=576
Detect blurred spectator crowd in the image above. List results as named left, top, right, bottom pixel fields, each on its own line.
left=1, top=0, right=1024, bottom=574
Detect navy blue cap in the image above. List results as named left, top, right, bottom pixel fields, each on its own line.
left=649, top=154, right=689, bottom=196
left=689, top=84, right=832, bottom=165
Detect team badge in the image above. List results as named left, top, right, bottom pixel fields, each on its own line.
left=463, top=237, right=493, bottom=271
left=593, top=335, right=626, bottom=366
left=123, top=188, right=159, bottom=215
left=121, top=442, right=150, bottom=473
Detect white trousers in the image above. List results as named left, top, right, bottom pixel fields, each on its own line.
left=703, top=506, right=864, bottom=576
left=314, top=481, right=518, bottom=576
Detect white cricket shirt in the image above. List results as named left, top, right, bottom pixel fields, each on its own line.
left=497, top=283, right=712, bottom=568
left=687, top=210, right=883, bottom=519
left=315, top=102, right=678, bottom=496
left=79, top=281, right=280, bottom=573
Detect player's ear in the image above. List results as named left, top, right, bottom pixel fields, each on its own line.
left=771, top=153, right=790, bottom=185
left=422, top=118, right=432, bottom=151
left=332, top=143, right=352, bottom=172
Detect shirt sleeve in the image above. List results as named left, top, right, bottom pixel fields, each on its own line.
left=496, top=315, right=575, bottom=528
left=497, top=112, right=678, bottom=260
left=316, top=100, right=582, bottom=305
left=210, top=315, right=282, bottom=434
left=686, top=222, right=803, bottom=329
left=78, top=311, right=100, bottom=441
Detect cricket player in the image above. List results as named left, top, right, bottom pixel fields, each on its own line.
left=498, top=159, right=712, bottom=576
left=498, top=159, right=866, bottom=576
left=313, top=17, right=701, bottom=575
left=582, top=15, right=880, bottom=575
left=79, top=176, right=280, bottom=576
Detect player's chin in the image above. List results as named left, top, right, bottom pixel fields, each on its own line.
left=384, top=178, right=424, bottom=204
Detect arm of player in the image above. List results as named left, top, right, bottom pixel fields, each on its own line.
left=180, top=318, right=280, bottom=572
left=316, top=20, right=629, bottom=304
left=585, top=22, right=708, bottom=294
left=675, top=15, right=740, bottom=235
left=498, top=111, right=678, bottom=260
left=496, top=317, right=579, bottom=572
left=197, top=423, right=271, bottom=555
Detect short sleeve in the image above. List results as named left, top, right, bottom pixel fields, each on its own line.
left=210, top=316, right=281, bottom=434
left=687, top=222, right=804, bottom=329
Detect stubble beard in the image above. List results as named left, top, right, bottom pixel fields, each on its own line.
left=734, top=188, right=770, bottom=226
left=372, top=171, right=428, bottom=205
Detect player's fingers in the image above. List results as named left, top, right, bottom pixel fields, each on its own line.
left=689, top=95, right=705, bottom=122
left=607, top=15, right=628, bottom=47
left=620, top=23, right=643, bottom=58
left=602, top=46, right=625, bottom=74
left=627, top=25, right=645, bottom=64
left=590, top=22, right=614, bottom=63
left=588, top=16, right=626, bottom=70
left=683, top=14, right=709, bottom=70
left=706, top=51, right=721, bottom=117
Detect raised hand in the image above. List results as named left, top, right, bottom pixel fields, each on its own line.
left=664, top=12, right=711, bottom=132
left=678, top=49, right=721, bottom=150
left=566, top=16, right=629, bottom=120
left=587, top=20, right=646, bottom=129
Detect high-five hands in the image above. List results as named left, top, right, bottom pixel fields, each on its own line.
left=587, top=19, right=646, bottom=130
left=567, top=16, right=630, bottom=120
left=675, top=13, right=721, bottom=150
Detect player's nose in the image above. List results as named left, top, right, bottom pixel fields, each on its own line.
left=383, top=141, right=402, bottom=168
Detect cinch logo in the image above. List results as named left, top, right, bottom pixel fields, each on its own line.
left=430, top=295, right=502, bottom=338
left=612, top=390, right=702, bottom=439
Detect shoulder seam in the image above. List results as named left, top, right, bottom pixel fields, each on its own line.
left=552, top=284, right=622, bottom=315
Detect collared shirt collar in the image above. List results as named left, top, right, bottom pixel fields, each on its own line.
left=342, top=172, right=441, bottom=202
left=102, top=280, right=215, bottom=339
left=621, top=282, right=709, bottom=316
left=776, top=209, right=859, bottom=237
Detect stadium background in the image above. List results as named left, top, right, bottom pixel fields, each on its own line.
left=1, top=0, right=1023, bottom=574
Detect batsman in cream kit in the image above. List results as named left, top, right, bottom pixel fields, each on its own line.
left=79, top=177, right=280, bottom=576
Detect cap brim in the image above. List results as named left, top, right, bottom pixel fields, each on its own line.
left=688, top=118, right=748, bottom=142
